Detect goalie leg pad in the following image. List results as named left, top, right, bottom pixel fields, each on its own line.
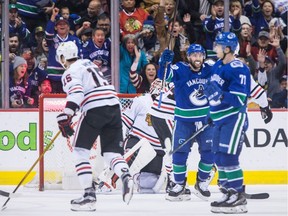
left=138, top=172, right=159, bottom=194
left=96, top=138, right=156, bottom=189
left=125, top=138, right=157, bottom=176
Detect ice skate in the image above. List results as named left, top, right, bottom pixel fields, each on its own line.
left=165, top=183, right=191, bottom=201
left=211, top=187, right=229, bottom=213
left=165, top=174, right=175, bottom=193
left=121, top=168, right=134, bottom=205
left=71, top=186, right=96, bottom=211
left=194, top=179, right=211, bottom=201
left=193, top=166, right=216, bottom=201
left=211, top=188, right=248, bottom=214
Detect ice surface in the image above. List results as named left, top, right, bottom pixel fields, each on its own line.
left=0, top=185, right=287, bottom=216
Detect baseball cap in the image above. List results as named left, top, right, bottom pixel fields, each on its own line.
left=265, top=56, right=274, bottom=64
left=258, top=31, right=269, bottom=39
left=213, top=0, right=224, bottom=5
left=56, top=17, right=69, bottom=25
left=9, top=4, right=18, bottom=11
left=81, top=28, right=93, bottom=36
left=35, top=26, right=44, bottom=34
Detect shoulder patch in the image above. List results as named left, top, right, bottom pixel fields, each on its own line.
left=204, top=59, right=215, bottom=66
left=171, top=64, right=179, bottom=70
left=230, top=60, right=244, bottom=68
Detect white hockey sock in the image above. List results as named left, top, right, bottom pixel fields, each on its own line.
left=73, top=147, right=93, bottom=189
left=103, top=152, right=130, bottom=177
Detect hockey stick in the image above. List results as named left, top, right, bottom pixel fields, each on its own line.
left=243, top=192, right=269, bottom=199
left=169, top=123, right=210, bottom=155
left=243, top=185, right=269, bottom=199
left=158, top=0, right=179, bottom=108
left=1, top=130, right=61, bottom=211
left=0, top=190, right=21, bottom=198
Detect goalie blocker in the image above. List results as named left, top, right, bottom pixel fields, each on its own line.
left=97, top=138, right=157, bottom=190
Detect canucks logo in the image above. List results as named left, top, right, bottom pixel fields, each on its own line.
left=190, top=84, right=208, bottom=106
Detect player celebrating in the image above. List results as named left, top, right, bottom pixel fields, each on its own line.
left=55, top=41, right=134, bottom=211
left=159, top=44, right=215, bottom=201
left=203, top=32, right=251, bottom=214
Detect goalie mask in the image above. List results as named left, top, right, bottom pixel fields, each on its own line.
left=149, top=78, right=162, bottom=97
left=56, top=41, right=79, bottom=69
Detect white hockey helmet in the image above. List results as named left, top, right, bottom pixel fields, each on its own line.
left=56, top=41, right=78, bottom=68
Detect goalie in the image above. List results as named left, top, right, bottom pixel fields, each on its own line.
left=97, top=79, right=168, bottom=193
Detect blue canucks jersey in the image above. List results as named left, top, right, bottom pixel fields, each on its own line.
left=82, top=38, right=111, bottom=67
left=209, top=59, right=251, bottom=124
left=159, top=61, right=213, bottom=122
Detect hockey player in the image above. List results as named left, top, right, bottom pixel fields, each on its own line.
left=121, top=80, right=166, bottom=193
left=203, top=32, right=251, bottom=214
left=159, top=44, right=215, bottom=201
left=148, top=82, right=176, bottom=193
left=55, top=41, right=133, bottom=211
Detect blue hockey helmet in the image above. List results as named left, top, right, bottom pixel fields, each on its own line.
left=215, top=32, right=238, bottom=52
left=186, top=44, right=206, bottom=59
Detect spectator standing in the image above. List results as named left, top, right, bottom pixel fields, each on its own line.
left=251, top=30, right=278, bottom=63
left=34, top=37, right=49, bottom=68
left=32, top=78, right=53, bottom=107
left=82, top=28, right=111, bottom=83
left=119, top=0, right=149, bottom=37
left=96, top=13, right=111, bottom=39
left=16, top=0, right=53, bottom=32
left=130, top=51, right=158, bottom=93
left=79, top=28, right=93, bottom=45
left=203, top=0, right=241, bottom=50
left=21, top=48, right=48, bottom=100
left=154, top=0, right=190, bottom=64
left=59, top=6, right=80, bottom=35
left=250, top=0, right=276, bottom=37
left=28, top=26, right=45, bottom=52
left=120, top=34, right=148, bottom=93
left=9, top=56, right=34, bottom=108
left=256, top=36, right=286, bottom=99
left=271, top=75, right=287, bottom=108
left=136, top=16, right=160, bottom=63
left=75, top=0, right=104, bottom=31
left=9, top=4, right=30, bottom=45
left=9, top=33, right=21, bottom=64
left=178, top=0, right=213, bottom=46
left=45, top=8, right=82, bottom=93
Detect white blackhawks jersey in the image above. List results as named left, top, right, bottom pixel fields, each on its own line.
left=148, top=83, right=175, bottom=120
left=149, top=91, right=175, bottom=121
left=62, top=59, right=119, bottom=112
left=122, top=94, right=162, bottom=152
left=249, top=74, right=268, bottom=108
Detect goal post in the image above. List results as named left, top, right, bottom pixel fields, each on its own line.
left=37, top=93, right=138, bottom=191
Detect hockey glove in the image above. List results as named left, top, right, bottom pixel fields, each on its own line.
left=159, top=49, right=174, bottom=68
left=260, top=106, right=273, bottom=124
left=204, top=81, right=223, bottom=101
left=57, top=113, right=74, bottom=138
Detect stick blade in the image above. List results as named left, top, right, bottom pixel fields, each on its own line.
left=0, top=190, right=21, bottom=198
left=244, top=192, right=269, bottom=199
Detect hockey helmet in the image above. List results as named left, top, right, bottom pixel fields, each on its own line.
left=149, top=78, right=162, bottom=96
left=186, top=44, right=206, bottom=59
left=215, top=32, right=238, bottom=52
left=56, top=41, right=78, bottom=68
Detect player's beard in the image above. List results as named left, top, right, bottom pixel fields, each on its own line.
left=189, top=59, right=202, bottom=71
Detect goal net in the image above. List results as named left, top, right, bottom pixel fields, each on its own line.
left=34, top=93, right=137, bottom=190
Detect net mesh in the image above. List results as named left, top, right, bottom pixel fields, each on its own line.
left=28, top=94, right=136, bottom=190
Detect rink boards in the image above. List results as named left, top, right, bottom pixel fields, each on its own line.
left=0, top=109, right=287, bottom=185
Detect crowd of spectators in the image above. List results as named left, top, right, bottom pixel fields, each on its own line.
left=1, top=0, right=287, bottom=108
